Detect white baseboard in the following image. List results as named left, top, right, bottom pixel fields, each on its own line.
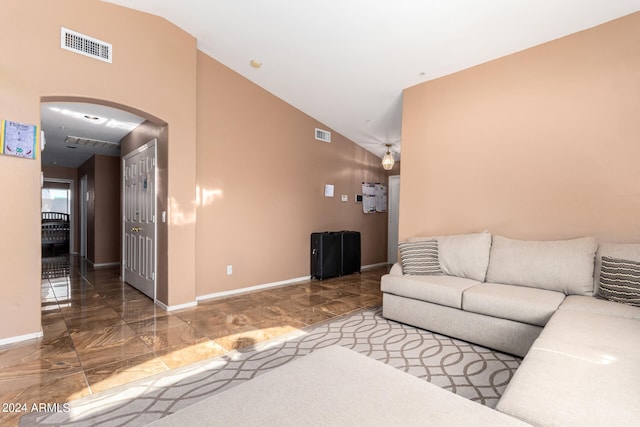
left=196, top=262, right=387, bottom=303
left=0, top=330, right=43, bottom=346
left=156, top=300, right=198, bottom=312
left=92, top=261, right=121, bottom=268
left=197, top=275, right=311, bottom=302
left=362, top=262, right=389, bottom=270
left=95, top=263, right=386, bottom=310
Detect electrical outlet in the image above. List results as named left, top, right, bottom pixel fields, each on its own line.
left=226, top=265, right=233, bottom=275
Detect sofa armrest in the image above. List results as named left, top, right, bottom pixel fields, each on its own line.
left=390, top=262, right=403, bottom=275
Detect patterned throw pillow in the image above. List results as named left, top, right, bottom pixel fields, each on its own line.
left=398, top=240, right=442, bottom=275
left=599, top=256, right=640, bottom=307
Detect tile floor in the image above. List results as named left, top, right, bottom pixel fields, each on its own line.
left=0, top=256, right=387, bottom=426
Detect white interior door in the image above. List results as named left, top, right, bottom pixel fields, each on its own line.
left=388, top=175, right=400, bottom=264
left=123, top=139, right=157, bottom=299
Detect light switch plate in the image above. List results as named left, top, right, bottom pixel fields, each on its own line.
left=341, top=195, right=348, bottom=202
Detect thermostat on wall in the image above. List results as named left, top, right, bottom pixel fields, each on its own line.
left=355, top=194, right=363, bottom=203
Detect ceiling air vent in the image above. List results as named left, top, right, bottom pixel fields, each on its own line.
left=65, top=136, right=120, bottom=150
left=315, top=128, right=331, bottom=143
left=61, top=27, right=112, bottom=63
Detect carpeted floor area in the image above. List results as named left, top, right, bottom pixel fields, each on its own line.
left=22, top=307, right=521, bottom=426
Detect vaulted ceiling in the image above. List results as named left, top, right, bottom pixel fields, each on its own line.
left=72, top=1, right=640, bottom=164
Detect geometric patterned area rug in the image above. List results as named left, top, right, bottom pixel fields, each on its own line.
left=22, top=307, right=521, bottom=426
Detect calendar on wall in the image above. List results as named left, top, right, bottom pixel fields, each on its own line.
left=362, top=182, right=387, bottom=213
left=0, top=120, right=38, bottom=160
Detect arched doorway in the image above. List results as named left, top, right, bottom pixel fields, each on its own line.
left=40, top=97, right=168, bottom=302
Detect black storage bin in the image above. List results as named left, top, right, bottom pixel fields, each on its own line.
left=310, top=232, right=342, bottom=280
left=310, top=231, right=361, bottom=280
left=341, top=231, right=361, bottom=275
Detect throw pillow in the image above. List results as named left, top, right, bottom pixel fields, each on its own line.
left=398, top=240, right=442, bottom=275
left=599, top=256, right=640, bottom=307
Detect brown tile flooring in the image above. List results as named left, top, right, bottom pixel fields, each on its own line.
left=0, top=256, right=387, bottom=426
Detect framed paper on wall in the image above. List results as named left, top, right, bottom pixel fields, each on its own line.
left=1, top=120, right=38, bottom=160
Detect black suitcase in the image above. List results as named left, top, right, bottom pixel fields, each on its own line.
left=341, top=231, right=361, bottom=275
left=310, top=232, right=341, bottom=280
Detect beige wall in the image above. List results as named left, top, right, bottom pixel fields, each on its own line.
left=78, top=155, right=120, bottom=265
left=400, top=13, right=640, bottom=243
left=0, top=0, right=389, bottom=340
left=196, top=53, right=389, bottom=295
left=94, top=156, right=121, bottom=265
left=0, top=0, right=197, bottom=340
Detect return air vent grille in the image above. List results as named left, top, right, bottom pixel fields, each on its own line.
left=315, top=128, right=331, bottom=143
left=61, top=27, right=112, bottom=63
left=65, top=136, right=120, bottom=150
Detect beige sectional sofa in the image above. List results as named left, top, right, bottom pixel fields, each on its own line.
left=381, top=232, right=640, bottom=426
left=147, top=232, right=638, bottom=426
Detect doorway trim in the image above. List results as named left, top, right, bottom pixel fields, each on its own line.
left=80, top=175, right=88, bottom=258
left=387, top=175, right=400, bottom=264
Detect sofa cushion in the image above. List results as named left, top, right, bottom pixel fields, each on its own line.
left=560, top=295, right=640, bottom=320
left=398, top=240, right=442, bottom=275
left=485, top=235, right=597, bottom=295
left=437, top=232, right=492, bottom=282
left=598, top=256, right=640, bottom=307
left=537, top=307, right=640, bottom=350
left=497, top=309, right=640, bottom=426
left=381, top=274, right=480, bottom=309
left=463, top=283, right=565, bottom=327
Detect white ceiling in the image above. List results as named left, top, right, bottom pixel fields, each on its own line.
left=61, top=1, right=639, bottom=164
left=40, top=102, right=145, bottom=168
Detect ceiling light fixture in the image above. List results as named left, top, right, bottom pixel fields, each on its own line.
left=249, top=59, right=262, bottom=69
left=382, top=144, right=395, bottom=170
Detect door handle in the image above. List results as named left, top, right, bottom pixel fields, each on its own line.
left=131, top=227, right=144, bottom=232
